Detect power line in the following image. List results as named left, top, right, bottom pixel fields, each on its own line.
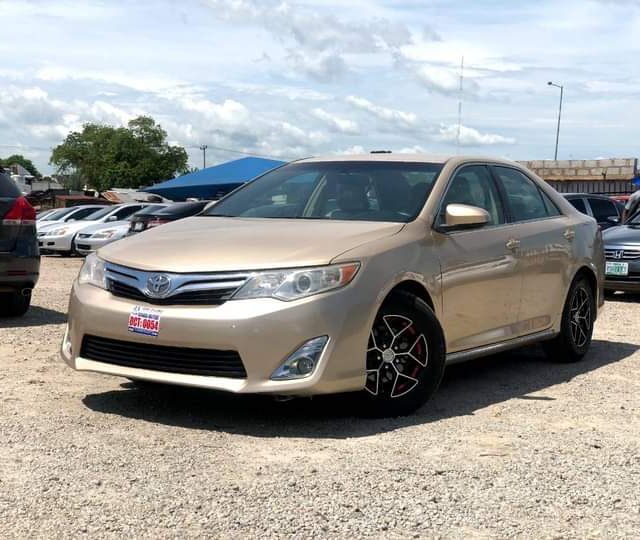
left=188, top=144, right=292, bottom=161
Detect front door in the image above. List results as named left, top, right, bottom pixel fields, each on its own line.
left=435, top=165, right=522, bottom=353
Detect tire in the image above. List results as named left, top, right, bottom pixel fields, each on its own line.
left=543, top=277, right=595, bottom=363
left=359, top=291, right=446, bottom=417
left=0, top=291, right=32, bottom=317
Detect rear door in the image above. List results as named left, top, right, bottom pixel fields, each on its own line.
left=0, top=171, right=22, bottom=252
left=491, top=166, right=572, bottom=335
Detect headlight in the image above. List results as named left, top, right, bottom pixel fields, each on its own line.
left=47, top=227, right=69, bottom=236
left=78, top=253, right=107, bottom=289
left=91, top=229, right=118, bottom=239
left=233, top=262, right=360, bottom=301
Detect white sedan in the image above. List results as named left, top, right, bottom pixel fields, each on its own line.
left=73, top=204, right=168, bottom=255
left=38, top=203, right=148, bottom=256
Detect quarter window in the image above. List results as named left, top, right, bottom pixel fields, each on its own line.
left=439, top=165, right=505, bottom=226
left=494, top=167, right=555, bottom=222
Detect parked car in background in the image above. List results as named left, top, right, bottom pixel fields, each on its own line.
left=128, top=201, right=209, bottom=234
left=63, top=154, right=604, bottom=417
left=0, top=169, right=39, bottom=316
left=36, top=204, right=108, bottom=229
left=563, top=193, right=623, bottom=230
left=38, top=203, right=147, bottom=256
left=603, top=211, right=640, bottom=293
left=74, top=204, right=167, bottom=256
left=36, top=209, right=57, bottom=221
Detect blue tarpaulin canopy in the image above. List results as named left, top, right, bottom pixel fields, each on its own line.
left=142, top=157, right=285, bottom=201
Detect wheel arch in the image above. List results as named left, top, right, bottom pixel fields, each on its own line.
left=572, top=265, right=598, bottom=299
left=385, top=279, right=435, bottom=312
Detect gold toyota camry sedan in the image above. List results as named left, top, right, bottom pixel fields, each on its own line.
left=62, top=154, right=604, bottom=416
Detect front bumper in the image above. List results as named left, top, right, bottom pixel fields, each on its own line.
left=61, top=281, right=370, bottom=395
left=604, top=258, right=640, bottom=292
left=74, top=236, right=113, bottom=255
left=38, top=233, right=74, bottom=252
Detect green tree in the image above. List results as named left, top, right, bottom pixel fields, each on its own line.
left=1, top=154, right=42, bottom=178
left=50, top=116, right=188, bottom=192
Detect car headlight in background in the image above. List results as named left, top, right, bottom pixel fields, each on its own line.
left=233, top=262, right=360, bottom=301
left=91, top=229, right=119, bottom=240
left=78, top=253, right=107, bottom=289
left=46, top=227, right=70, bottom=236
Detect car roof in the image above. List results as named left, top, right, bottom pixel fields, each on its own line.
left=294, top=153, right=520, bottom=166
left=563, top=193, right=614, bottom=198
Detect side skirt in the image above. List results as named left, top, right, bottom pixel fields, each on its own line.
left=445, top=329, right=558, bottom=365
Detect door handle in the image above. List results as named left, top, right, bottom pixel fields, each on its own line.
left=564, top=229, right=575, bottom=241
left=506, top=238, right=520, bottom=250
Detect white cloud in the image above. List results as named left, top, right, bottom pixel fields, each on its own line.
left=415, top=66, right=460, bottom=94
left=202, top=0, right=419, bottom=81
left=334, top=145, right=366, bottom=155
left=435, top=124, right=516, bottom=146
left=311, top=108, right=359, bottom=134
left=346, top=96, right=417, bottom=130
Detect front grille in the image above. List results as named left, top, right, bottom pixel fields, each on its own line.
left=605, top=249, right=640, bottom=260
left=77, top=233, right=91, bottom=239
left=103, top=262, right=249, bottom=306
left=77, top=244, right=91, bottom=250
left=107, top=279, right=237, bottom=305
left=81, top=335, right=247, bottom=378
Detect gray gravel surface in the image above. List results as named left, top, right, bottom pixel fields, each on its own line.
left=1, top=257, right=640, bottom=539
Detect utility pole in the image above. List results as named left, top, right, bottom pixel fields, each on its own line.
left=547, top=82, right=564, bottom=160
left=199, top=144, right=208, bottom=169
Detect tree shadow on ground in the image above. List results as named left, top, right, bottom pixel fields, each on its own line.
left=82, top=339, right=638, bottom=439
left=0, top=305, right=67, bottom=328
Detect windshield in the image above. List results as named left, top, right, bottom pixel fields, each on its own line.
left=43, top=207, right=76, bottom=221
left=128, top=204, right=167, bottom=219
left=80, top=206, right=114, bottom=221
left=205, top=161, right=443, bottom=222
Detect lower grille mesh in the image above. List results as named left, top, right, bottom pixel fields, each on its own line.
left=81, top=335, right=247, bottom=378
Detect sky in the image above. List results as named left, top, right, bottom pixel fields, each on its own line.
left=1, top=0, right=640, bottom=175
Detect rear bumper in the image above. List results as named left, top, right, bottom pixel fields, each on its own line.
left=0, top=252, right=40, bottom=290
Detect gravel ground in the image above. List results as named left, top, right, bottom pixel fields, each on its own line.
left=1, top=257, right=640, bottom=539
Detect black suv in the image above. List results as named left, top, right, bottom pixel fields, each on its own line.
left=0, top=170, right=39, bottom=316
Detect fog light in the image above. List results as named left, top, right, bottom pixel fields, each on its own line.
left=61, top=324, right=72, bottom=357
left=271, top=336, right=328, bottom=380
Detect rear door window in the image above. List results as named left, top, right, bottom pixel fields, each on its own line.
left=0, top=171, right=20, bottom=198
left=568, top=197, right=587, bottom=214
left=493, top=166, right=554, bottom=222
left=587, top=197, right=619, bottom=223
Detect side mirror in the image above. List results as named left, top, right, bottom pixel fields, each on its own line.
left=607, top=216, right=620, bottom=225
left=107, top=215, right=118, bottom=222
left=440, top=204, right=490, bottom=231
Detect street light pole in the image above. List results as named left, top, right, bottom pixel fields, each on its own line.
left=199, top=144, right=208, bottom=169
left=547, top=81, right=563, bottom=160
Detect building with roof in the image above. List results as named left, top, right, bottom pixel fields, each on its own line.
left=143, top=157, right=285, bottom=201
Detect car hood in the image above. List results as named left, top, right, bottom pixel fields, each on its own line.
left=78, top=220, right=129, bottom=235
left=602, top=225, right=640, bottom=246
left=99, top=216, right=405, bottom=272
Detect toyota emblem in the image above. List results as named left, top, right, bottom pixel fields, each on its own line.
left=146, top=274, right=172, bottom=298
